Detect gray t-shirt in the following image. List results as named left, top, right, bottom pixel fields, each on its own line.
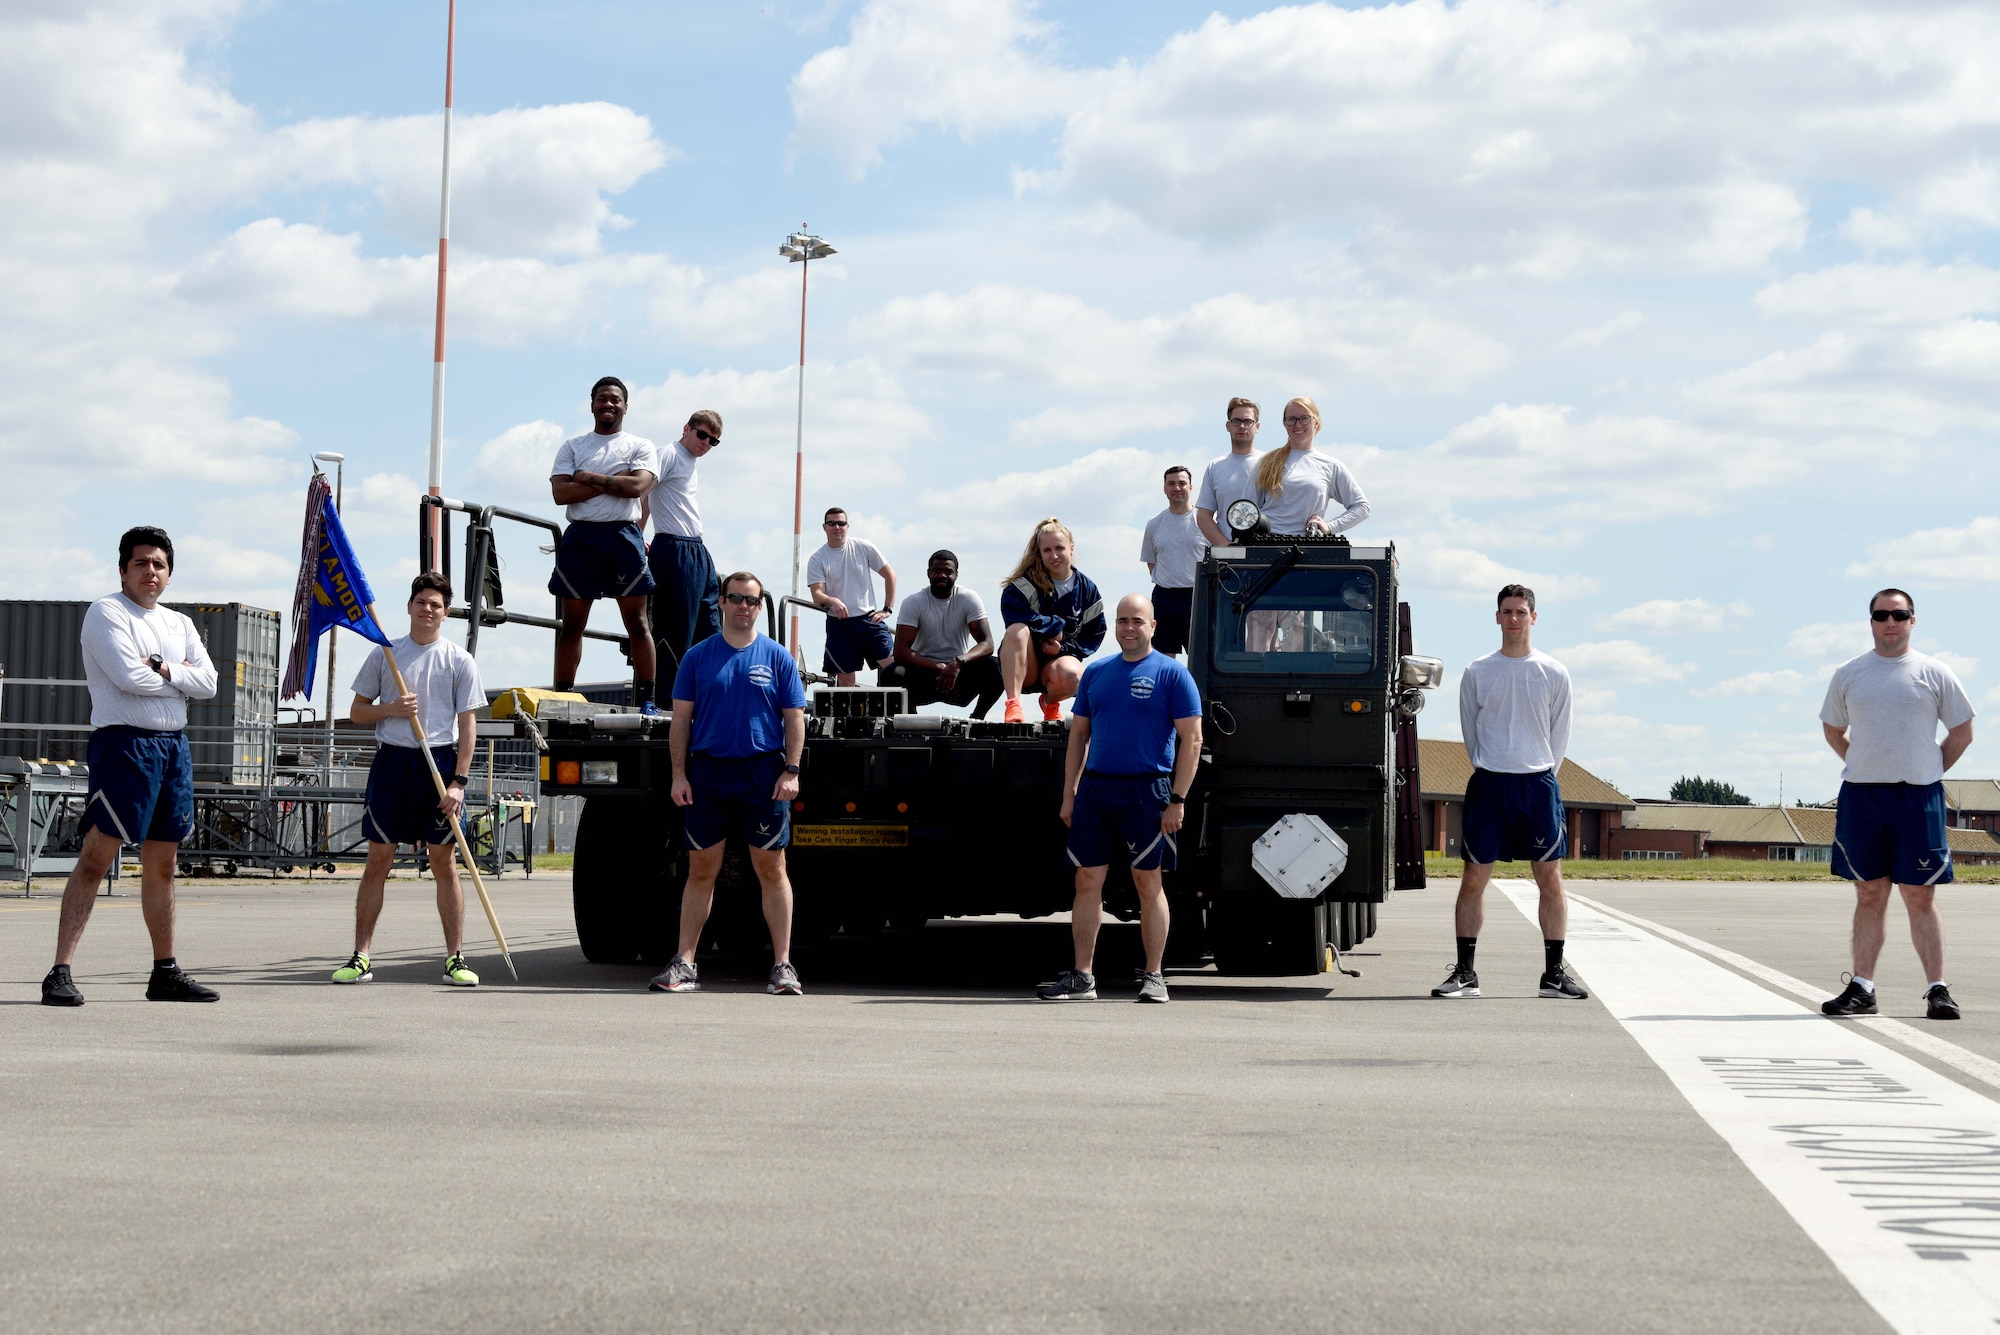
left=1820, top=650, right=1975, bottom=785
left=649, top=441, right=702, bottom=539
left=1196, top=451, right=1259, bottom=525
left=551, top=430, right=657, bottom=524
left=1258, top=450, right=1370, bottom=536
left=807, top=538, right=889, bottom=617
left=352, top=636, right=485, bottom=749
left=897, top=586, right=989, bottom=662
left=1459, top=649, right=1572, bottom=774
left=1141, top=508, right=1206, bottom=589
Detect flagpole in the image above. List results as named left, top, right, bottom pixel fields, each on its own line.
left=424, top=0, right=456, bottom=574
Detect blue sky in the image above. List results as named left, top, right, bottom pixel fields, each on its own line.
left=6, top=0, right=2000, bottom=803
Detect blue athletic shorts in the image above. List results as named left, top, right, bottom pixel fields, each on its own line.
left=823, top=615, right=894, bottom=675
left=685, top=751, right=791, bottom=852
left=1151, top=585, right=1193, bottom=657
left=363, top=743, right=461, bottom=848
left=1833, top=781, right=1953, bottom=885
left=82, top=725, right=193, bottom=844
left=1066, top=772, right=1177, bottom=872
left=549, top=520, right=654, bottom=601
left=1462, top=767, right=1566, bottom=864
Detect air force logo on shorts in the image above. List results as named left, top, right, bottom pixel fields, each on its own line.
left=1129, top=674, right=1156, bottom=700
left=748, top=664, right=774, bottom=687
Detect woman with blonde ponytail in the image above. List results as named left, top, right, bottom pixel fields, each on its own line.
left=1252, top=397, right=1370, bottom=537
left=997, top=518, right=1106, bottom=723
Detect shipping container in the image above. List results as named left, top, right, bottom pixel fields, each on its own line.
left=0, top=599, right=281, bottom=783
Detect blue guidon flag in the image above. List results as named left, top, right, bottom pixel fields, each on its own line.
left=281, top=469, right=395, bottom=699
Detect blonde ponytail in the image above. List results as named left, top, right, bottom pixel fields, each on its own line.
left=1259, top=396, right=1322, bottom=496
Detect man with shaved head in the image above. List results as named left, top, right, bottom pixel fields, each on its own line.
left=1038, top=593, right=1202, bottom=1004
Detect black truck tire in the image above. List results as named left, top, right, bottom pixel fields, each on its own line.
left=1211, top=893, right=1328, bottom=977
left=573, top=796, right=686, bottom=964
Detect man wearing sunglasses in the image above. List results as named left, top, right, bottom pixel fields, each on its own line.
left=643, top=410, right=726, bottom=701
left=807, top=507, right=898, bottom=687
left=1819, top=588, right=1975, bottom=1021
left=651, top=571, right=808, bottom=997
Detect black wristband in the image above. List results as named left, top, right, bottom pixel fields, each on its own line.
left=448, top=774, right=469, bottom=788
left=782, top=763, right=802, bottom=775
left=1167, top=793, right=1186, bottom=804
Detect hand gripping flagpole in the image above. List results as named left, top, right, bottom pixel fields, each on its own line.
left=373, top=631, right=518, bottom=982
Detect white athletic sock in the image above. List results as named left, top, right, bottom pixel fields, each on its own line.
left=1927, top=980, right=1947, bottom=992
left=1853, top=976, right=1875, bottom=993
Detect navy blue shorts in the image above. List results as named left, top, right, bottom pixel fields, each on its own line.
left=363, top=744, right=461, bottom=848
left=685, top=751, right=791, bottom=852
left=823, top=615, right=894, bottom=675
left=549, top=520, right=653, bottom=601
left=1462, top=768, right=1566, bottom=864
left=1066, top=772, right=1177, bottom=872
left=648, top=533, right=720, bottom=685
left=1152, top=585, right=1193, bottom=656
left=1834, top=781, right=1953, bottom=886
left=82, top=726, right=193, bottom=844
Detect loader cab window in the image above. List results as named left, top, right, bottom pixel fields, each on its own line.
left=1213, top=568, right=1376, bottom=676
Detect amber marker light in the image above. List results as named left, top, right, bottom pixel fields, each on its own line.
left=555, top=760, right=581, bottom=784
left=844, top=801, right=858, bottom=813
left=793, top=800, right=806, bottom=813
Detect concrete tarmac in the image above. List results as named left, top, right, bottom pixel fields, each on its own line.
left=11, top=870, right=1981, bottom=1333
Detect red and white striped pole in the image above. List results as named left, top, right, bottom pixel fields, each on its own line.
left=424, top=0, right=456, bottom=573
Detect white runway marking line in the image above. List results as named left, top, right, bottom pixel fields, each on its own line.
left=1498, top=880, right=2000, bottom=1335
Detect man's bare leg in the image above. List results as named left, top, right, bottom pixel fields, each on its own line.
left=1899, top=883, right=1944, bottom=984
left=748, top=847, right=793, bottom=963
left=554, top=598, right=592, bottom=686
left=1070, top=866, right=1108, bottom=972
left=1133, top=868, right=1170, bottom=975
left=137, top=838, right=180, bottom=960
left=53, top=828, right=122, bottom=966
left=1453, top=861, right=1494, bottom=939
left=676, top=845, right=727, bottom=960
left=1530, top=858, right=1566, bottom=939
left=429, top=843, right=464, bottom=956
left=353, top=842, right=399, bottom=953
left=1850, top=876, right=1893, bottom=978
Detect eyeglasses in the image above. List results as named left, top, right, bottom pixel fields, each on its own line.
left=1871, top=609, right=1912, bottom=622
left=824, top=519, right=848, bottom=527
left=721, top=592, right=760, bottom=606
left=1282, top=414, right=1313, bottom=425
left=1227, top=417, right=1258, bottom=427
left=692, top=428, right=721, bottom=445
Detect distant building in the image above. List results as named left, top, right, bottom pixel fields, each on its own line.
left=1417, top=739, right=1634, bottom=859
left=1614, top=802, right=2000, bottom=865
left=1943, top=780, right=2000, bottom=833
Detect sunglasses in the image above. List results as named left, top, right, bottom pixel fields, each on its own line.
left=721, top=592, right=760, bottom=606
left=824, top=519, right=848, bottom=527
left=693, top=428, right=721, bottom=445
left=1871, top=609, right=1912, bottom=622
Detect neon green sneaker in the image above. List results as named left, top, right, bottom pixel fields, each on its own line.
left=442, top=954, right=479, bottom=987
left=331, top=951, right=373, bottom=984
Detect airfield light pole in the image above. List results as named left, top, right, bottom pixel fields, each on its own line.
left=312, top=452, right=346, bottom=794
left=423, top=0, right=457, bottom=573
left=779, top=227, right=836, bottom=659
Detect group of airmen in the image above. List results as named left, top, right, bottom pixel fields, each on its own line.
left=36, top=381, right=1981, bottom=1019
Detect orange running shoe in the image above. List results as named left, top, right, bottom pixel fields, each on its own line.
left=1003, top=698, right=1025, bottom=723
left=1042, top=695, right=1062, bottom=722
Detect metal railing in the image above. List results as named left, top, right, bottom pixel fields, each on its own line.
left=420, top=494, right=630, bottom=658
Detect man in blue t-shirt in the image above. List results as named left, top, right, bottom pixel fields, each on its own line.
left=1038, top=593, right=1203, bottom=1004
left=649, top=570, right=809, bottom=997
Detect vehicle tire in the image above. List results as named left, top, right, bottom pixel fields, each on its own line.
left=1211, top=893, right=1327, bottom=977
left=1333, top=900, right=1356, bottom=952
left=574, top=796, right=679, bottom=964
left=1163, top=889, right=1208, bottom=966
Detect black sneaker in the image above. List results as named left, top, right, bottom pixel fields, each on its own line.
left=1926, top=983, right=1961, bottom=1021
left=145, top=964, right=219, bottom=1002
left=1821, top=978, right=1877, bottom=1017
left=1539, top=964, right=1588, bottom=999
left=1036, top=969, right=1097, bottom=1001
left=41, top=964, right=83, bottom=1007
left=1431, top=965, right=1480, bottom=998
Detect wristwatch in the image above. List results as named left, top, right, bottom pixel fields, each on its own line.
left=448, top=774, right=469, bottom=788
left=1167, top=793, right=1186, bottom=805
left=782, top=763, right=802, bottom=775
left=147, top=653, right=164, bottom=672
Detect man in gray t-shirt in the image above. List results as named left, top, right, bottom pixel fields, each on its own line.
left=1141, top=465, right=1205, bottom=657
left=1817, top=587, right=1976, bottom=1021
left=885, top=551, right=1003, bottom=718
left=338, top=573, right=488, bottom=989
